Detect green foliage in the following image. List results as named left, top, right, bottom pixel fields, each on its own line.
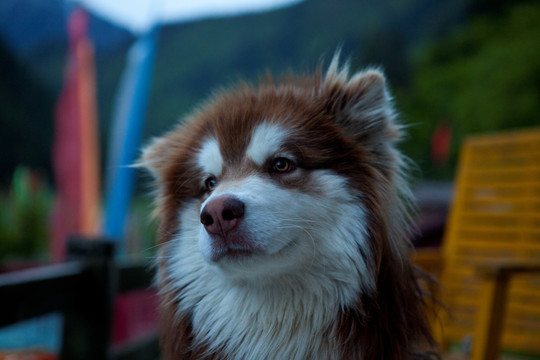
left=398, top=1, right=540, bottom=179
left=0, top=167, right=53, bottom=260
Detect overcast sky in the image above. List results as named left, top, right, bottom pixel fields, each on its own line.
left=79, top=0, right=303, bottom=33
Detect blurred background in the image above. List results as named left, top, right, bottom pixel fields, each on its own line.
left=1, top=0, right=539, bottom=259
left=0, top=0, right=539, bottom=358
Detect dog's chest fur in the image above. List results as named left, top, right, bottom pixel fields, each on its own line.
left=164, top=196, right=366, bottom=360
left=175, top=267, right=341, bottom=360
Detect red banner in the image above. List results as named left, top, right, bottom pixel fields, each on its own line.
left=51, top=8, right=100, bottom=261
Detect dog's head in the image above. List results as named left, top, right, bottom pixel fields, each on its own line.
left=140, top=58, right=435, bottom=359
left=141, top=59, right=405, bottom=284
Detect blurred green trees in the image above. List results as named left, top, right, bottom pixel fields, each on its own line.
left=0, top=167, right=52, bottom=261
left=0, top=167, right=158, bottom=261
left=399, top=1, right=540, bottom=179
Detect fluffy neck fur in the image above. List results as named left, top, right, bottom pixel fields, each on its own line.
left=171, top=264, right=344, bottom=360
left=162, top=194, right=371, bottom=360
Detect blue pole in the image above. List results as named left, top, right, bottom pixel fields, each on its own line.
left=103, top=26, right=159, bottom=249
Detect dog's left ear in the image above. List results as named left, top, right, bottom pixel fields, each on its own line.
left=136, top=136, right=171, bottom=181
left=324, top=61, right=400, bottom=142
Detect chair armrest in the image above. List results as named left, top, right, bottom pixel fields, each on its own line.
left=474, top=260, right=540, bottom=277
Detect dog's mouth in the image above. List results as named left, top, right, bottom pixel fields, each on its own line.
left=208, top=238, right=299, bottom=266
left=210, top=245, right=260, bottom=262
left=207, top=235, right=264, bottom=262
left=205, top=231, right=299, bottom=264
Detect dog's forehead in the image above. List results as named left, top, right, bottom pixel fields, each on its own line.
left=196, top=122, right=290, bottom=175
left=197, top=138, right=224, bottom=175
left=245, top=123, right=289, bottom=166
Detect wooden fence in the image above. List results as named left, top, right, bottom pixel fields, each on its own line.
left=0, top=239, right=160, bottom=360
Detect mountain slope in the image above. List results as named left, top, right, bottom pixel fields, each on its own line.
left=0, top=0, right=472, bottom=182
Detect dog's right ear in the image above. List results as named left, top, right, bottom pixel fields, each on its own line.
left=322, top=54, right=401, bottom=145
left=136, top=136, right=170, bottom=181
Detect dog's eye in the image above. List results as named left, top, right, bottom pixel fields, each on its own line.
left=205, top=176, right=217, bottom=191
left=271, top=158, right=293, bottom=173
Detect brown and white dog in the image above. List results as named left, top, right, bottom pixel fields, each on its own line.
left=140, top=56, right=436, bottom=359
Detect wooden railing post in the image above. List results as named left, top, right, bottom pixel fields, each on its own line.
left=60, top=238, right=117, bottom=360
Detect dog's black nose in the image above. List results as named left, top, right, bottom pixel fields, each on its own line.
left=200, top=196, right=245, bottom=235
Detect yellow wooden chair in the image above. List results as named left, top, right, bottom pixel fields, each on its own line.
left=415, top=128, right=540, bottom=359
